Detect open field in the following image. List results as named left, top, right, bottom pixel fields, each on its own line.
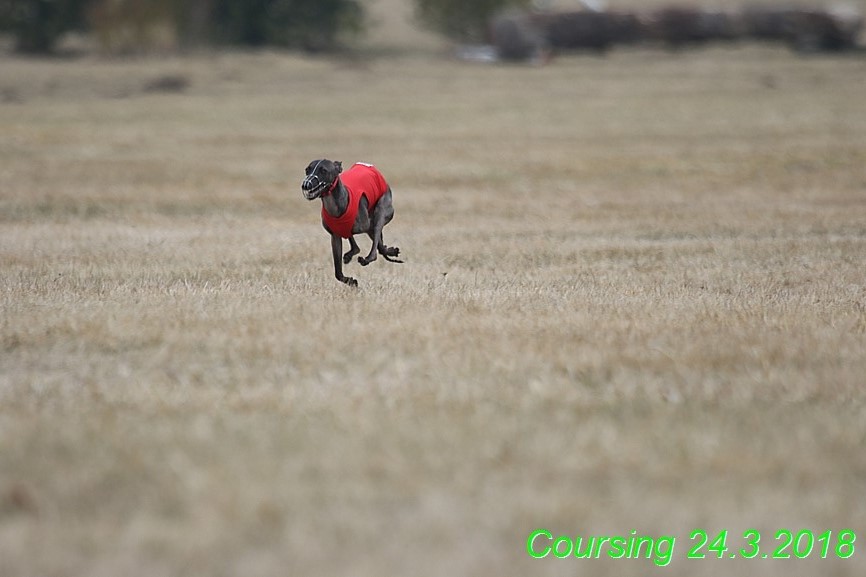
left=2, top=18, right=866, bottom=577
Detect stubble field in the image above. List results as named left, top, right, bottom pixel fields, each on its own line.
left=1, top=20, right=866, bottom=577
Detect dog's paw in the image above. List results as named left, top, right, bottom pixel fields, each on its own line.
left=342, top=276, right=358, bottom=287
left=343, top=253, right=354, bottom=265
left=358, top=256, right=375, bottom=267
left=385, top=246, right=400, bottom=257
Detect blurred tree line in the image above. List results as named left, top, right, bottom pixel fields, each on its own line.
left=0, top=0, right=522, bottom=54
left=0, top=0, right=363, bottom=53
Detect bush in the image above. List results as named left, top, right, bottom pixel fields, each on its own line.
left=413, top=0, right=528, bottom=42
left=87, top=0, right=180, bottom=53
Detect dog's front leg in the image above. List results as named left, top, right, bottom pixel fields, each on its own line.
left=331, top=234, right=357, bottom=287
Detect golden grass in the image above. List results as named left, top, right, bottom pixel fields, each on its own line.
left=1, top=38, right=866, bottom=577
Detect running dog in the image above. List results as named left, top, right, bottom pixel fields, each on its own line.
left=301, top=159, right=402, bottom=287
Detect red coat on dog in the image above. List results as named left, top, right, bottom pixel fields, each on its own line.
left=322, top=163, right=389, bottom=239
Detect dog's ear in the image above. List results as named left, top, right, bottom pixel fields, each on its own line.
left=335, top=161, right=343, bottom=174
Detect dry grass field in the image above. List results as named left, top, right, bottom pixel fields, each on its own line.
left=2, top=3, right=866, bottom=575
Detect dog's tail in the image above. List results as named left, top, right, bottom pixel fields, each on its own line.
left=384, top=255, right=404, bottom=264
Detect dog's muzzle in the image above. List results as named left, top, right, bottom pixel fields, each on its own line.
left=301, top=174, right=330, bottom=200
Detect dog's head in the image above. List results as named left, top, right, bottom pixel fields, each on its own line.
left=301, top=159, right=342, bottom=200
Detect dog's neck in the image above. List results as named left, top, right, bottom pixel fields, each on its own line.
left=321, top=178, right=349, bottom=217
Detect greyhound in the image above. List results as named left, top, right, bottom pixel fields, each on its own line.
left=301, top=159, right=402, bottom=287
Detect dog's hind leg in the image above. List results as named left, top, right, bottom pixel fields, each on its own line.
left=343, top=237, right=360, bottom=264
left=358, top=228, right=381, bottom=266
left=359, top=189, right=397, bottom=266
left=377, top=233, right=401, bottom=262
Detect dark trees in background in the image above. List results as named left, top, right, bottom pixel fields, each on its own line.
left=0, top=0, right=89, bottom=53
left=208, top=0, right=362, bottom=51
left=0, top=0, right=363, bottom=54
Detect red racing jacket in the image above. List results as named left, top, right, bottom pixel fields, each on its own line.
left=322, top=163, right=389, bottom=239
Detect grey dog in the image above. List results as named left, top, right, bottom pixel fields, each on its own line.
left=301, top=159, right=402, bottom=287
